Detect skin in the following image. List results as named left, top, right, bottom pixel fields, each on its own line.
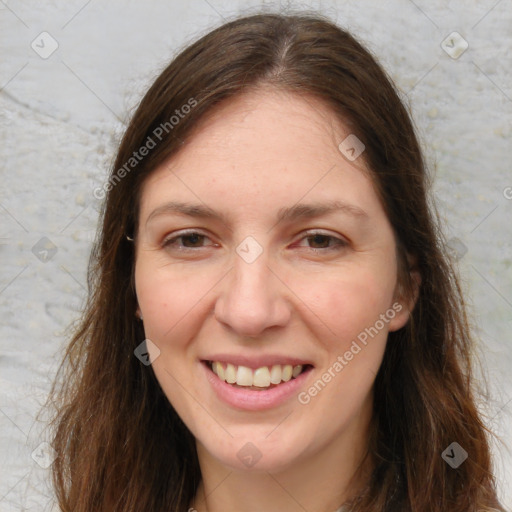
left=134, top=88, right=416, bottom=512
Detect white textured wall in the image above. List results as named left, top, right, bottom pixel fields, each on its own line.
left=1, top=1, right=511, bottom=510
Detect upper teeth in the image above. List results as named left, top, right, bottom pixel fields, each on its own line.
left=211, top=361, right=304, bottom=388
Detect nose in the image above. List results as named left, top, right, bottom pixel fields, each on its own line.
left=214, top=253, right=291, bottom=338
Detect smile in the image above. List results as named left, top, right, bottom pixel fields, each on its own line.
left=207, top=360, right=311, bottom=390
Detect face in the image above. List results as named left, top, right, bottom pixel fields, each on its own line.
left=134, top=88, right=412, bottom=473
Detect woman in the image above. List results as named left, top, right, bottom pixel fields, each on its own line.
left=48, top=12, right=506, bottom=512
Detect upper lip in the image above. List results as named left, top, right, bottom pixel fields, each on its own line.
left=202, top=353, right=314, bottom=370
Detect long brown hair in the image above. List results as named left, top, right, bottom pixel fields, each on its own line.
left=47, top=12, right=505, bottom=511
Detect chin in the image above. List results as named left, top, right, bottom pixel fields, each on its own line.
left=198, top=428, right=315, bottom=473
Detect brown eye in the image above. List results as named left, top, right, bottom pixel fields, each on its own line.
left=162, top=231, right=215, bottom=250
left=298, top=231, right=348, bottom=251
left=307, top=234, right=332, bottom=249
left=179, top=233, right=206, bottom=247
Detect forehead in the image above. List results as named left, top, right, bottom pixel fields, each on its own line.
left=138, top=88, right=382, bottom=223
left=174, top=87, right=352, bottom=168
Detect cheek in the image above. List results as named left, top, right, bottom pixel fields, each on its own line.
left=297, top=267, right=396, bottom=347
left=296, top=272, right=394, bottom=419
left=134, top=263, right=213, bottom=431
left=134, top=261, right=214, bottom=344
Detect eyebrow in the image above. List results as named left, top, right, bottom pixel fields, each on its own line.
left=276, top=200, right=368, bottom=223
left=145, top=201, right=228, bottom=227
left=145, top=199, right=369, bottom=228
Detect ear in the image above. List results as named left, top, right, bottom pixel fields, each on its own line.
left=388, top=253, right=421, bottom=332
left=135, top=306, right=143, bottom=320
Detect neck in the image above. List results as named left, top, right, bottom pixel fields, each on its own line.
left=192, top=413, right=373, bottom=512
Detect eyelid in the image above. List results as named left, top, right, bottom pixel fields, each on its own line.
left=162, top=229, right=216, bottom=248
left=297, top=230, right=349, bottom=248
left=161, top=228, right=348, bottom=251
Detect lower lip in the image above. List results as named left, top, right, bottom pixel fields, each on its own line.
left=202, top=362, right=313, bottom=411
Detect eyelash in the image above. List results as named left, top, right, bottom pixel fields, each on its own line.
left=161, top=230, right=348, bottom=252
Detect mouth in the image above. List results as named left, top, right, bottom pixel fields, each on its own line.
left=203, top=360, right=314, bottom=391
